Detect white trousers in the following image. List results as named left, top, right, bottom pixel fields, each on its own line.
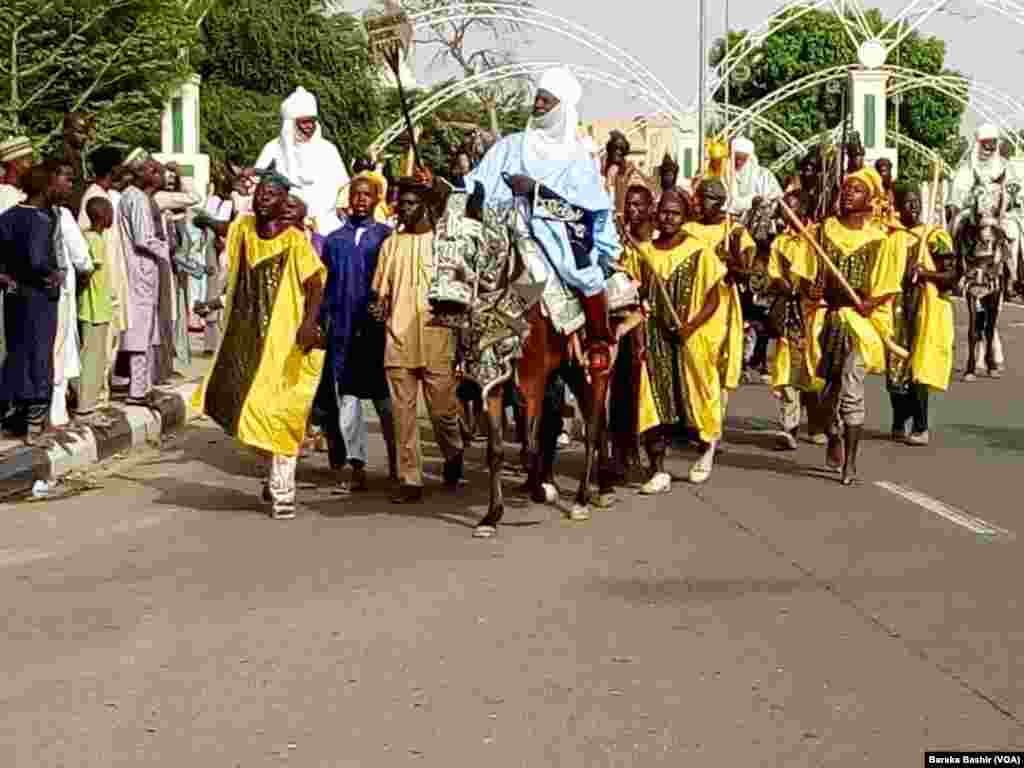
left=268, top=454, right=297, bottom=506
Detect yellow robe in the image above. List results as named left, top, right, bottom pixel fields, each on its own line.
left=682, top=220, right=754, bottom=389
left=767, top=230, right=826, bottom=392
left=192, top=218, right=326, bottom=456
left=888, top=224, right=955, bottom=391
left=636, top=237, right=729, bottom=442
left=817, top=217, right=903, bottom=377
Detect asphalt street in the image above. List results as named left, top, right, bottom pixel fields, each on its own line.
left=2, top=301, right=1024, bottom=766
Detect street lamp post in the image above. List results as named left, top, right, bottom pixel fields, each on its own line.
left=698, top=0, right=706, bottom=174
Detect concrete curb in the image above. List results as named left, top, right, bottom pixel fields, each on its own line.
left=0, top=381, right=200, bottom=500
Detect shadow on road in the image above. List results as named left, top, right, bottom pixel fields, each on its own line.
left=946, top=424, right=1024, bottom=453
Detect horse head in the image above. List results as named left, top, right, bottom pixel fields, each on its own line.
left=744, top=196, right=777, bottom=250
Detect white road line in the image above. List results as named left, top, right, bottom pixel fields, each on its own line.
left=876, top=481, right=1014, bottom=538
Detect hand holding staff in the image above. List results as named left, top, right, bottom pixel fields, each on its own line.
left=778, top=200, right=909, bottom=359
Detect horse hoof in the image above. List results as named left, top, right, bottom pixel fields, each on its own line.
left=473, top=525, right=497, bottom=539
left=593, top=492, right=616, bottom=509
left=541, top=483, right=559, bottom=504
left=568, top=504, right=590, bottom=522
left=963, top=373, right=977, bottom=382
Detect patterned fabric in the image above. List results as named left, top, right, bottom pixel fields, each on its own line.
left=428, top=192, right=533, bottom=397
left=645, top=256, right=697, bottom=425
left=816, top=231, right=884, bottom=388
left=887, top=228, right=954, bottom=394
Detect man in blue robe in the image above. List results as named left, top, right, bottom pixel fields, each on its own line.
left=317, top=173, right=396, bottom=491
left=463, top=66, right=622, bottom=371
left=0, top=162, right=70, bottom=444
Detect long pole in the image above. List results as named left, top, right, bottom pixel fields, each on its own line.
left=698, top=0, right=706, bottom=175
left=723, top=0, right=730, bottom=114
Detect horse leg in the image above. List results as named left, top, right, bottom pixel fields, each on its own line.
left=568, top=364, right=611, bottom=523
left=473, top=388, right=506, bottom=538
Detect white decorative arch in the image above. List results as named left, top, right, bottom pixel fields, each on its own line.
left=769, top=125, right=953, bottom=177
left=706, top=0, right=1024, bottom=108
left=384, top=3, right=687, bottom=116
left=367, top=62, right=809, bottom=160
left=719, top=65, right=1024, bottom=154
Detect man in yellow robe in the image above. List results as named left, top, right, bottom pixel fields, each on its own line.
left=816, top=168, right=904, bottom=485
left=767, top=191, right=828, bottom=449
left=192, top=164, right=326, bottom=519
left=635, top=190, right=729, bottom=493
left=886, top=185, right=957, bottom=446
left=685, top=178, right=754, bottom=396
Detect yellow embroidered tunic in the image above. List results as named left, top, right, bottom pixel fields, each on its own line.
left=682, top=220, right=754, bottom=389
left=193, top=217, right=326, bottom=457
left=817, top=217, right=903, bottom=380
left=885, top=224, right=955, bottom=392
left=636, top=238, right=729, bottom=443
left=767, top=230, right=826, bottom=392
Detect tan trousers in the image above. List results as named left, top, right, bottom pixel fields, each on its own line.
left=74, top=321, right=110, bottom=414
left=386, top=365, right=463, bottom=487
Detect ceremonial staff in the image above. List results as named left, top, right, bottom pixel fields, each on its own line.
left=365, top=3, right=422, bottom=172
left=778, top=200, right=910, bottom=359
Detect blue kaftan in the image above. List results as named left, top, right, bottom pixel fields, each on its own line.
left=319, top=218, right=392, bottom=400
left=464, top=133, right=621, bottom=297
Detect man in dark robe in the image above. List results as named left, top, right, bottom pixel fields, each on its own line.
left=0, top=162, right=71, bottom=444
left=317, top=174, right=397, bottom=491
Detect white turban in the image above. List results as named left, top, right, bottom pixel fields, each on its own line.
left=976, top=123, right=999, bottom=141
left=526, top=67, right=583, bottom=164
left=282, top=87, right=318, bottom=120
left=538, top=67, right=582, bottom=109
left=732, top=136, right=755, bottom=156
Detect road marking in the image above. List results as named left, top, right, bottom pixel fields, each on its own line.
left=876, top=481, right=1014, bottom=538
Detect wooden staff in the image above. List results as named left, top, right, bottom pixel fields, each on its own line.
left=643, top=260, right=685, bottom=333
left=778, top=200, right=909, bottom=359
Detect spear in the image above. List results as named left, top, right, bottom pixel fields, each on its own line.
left=778, top=200, right=909, bottom=359
left=365, top=3, right=422, bottom=172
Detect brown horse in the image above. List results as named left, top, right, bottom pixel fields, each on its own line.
left=430, top=192, right=637, bottom=538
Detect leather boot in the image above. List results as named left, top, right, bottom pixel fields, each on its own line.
left=841, top=424, right=862, bottom=486
left=580, top=291, right=613, bottom=372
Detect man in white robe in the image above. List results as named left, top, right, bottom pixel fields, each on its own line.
left=728, top=136, right=783, bottom=218
left=950, top=123, right=1021, bottom=368
left=255, top=87, right=349, bottom=237
left=51, top=160, right=94, bottom=427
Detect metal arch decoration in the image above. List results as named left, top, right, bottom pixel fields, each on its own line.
left=394, top=3, right=686, bottom=116
left=366, top=62, right=690, bottom=159
left=719, top=65, right=1024, bottom=154
left=368, top=61, right=809, bottom=162
left=769, top=126, right=953, bottom=177
left=705, top=0, right=1024, bottom=108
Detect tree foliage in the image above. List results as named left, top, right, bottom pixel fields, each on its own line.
left=712, top=5, right=967, bottom=184
left=198, top=0, right=387, bottom=169
left=0, top=0, right=203, bottom=152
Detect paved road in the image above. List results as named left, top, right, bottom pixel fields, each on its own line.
left=2, top=303, right=1024, bottom=766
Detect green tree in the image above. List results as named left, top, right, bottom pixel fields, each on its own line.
left=0, top=0, right=204, bottom=152
left=198, top=0, right=386, bottom=169
left=712, top=5, right=966, bottom=184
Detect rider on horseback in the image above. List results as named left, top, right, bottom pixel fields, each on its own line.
left=461, top=66, right=623, bottom=373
